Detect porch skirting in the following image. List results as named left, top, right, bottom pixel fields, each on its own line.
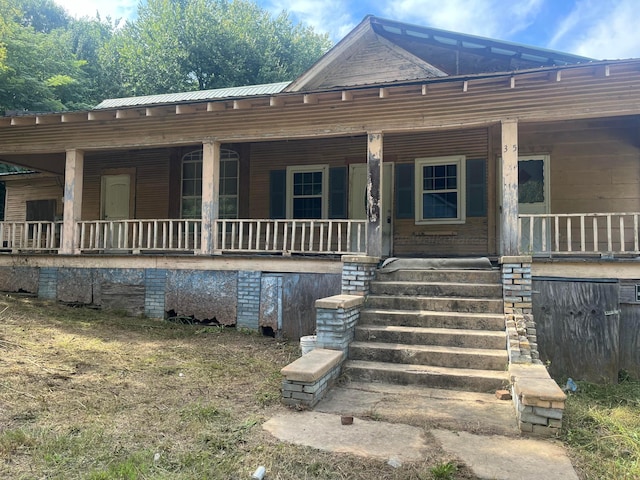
left=0, top=258, right=342, bottom=339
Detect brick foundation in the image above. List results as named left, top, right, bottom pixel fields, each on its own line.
left=237, top=270, right=261, bottom=329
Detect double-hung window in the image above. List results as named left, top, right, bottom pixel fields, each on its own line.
left=180, top=148, right=239, bottom=219
left=286, top=165, right=329, bottom=219
left=415, top=155, right=466, bottom=224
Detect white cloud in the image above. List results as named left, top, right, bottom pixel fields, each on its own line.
left=381, top=0, right=543, bottom=39
left=262, top=0, right=356, bottom=40
left=550, top=0, right=640, bottom=59
left=53, top=0, right=137, bottom=21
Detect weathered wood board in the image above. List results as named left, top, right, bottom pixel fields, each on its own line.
left=533, top=279, right=620, bottom=383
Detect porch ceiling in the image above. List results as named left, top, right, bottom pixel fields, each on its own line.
left=0, top=153, right=65, bottom=174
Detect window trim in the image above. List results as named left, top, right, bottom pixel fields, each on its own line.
left=286, top=164, right=329, bottom=219
left=180, top=148, right=239, bottom=220
left=414, top=155, right=466, bottom=225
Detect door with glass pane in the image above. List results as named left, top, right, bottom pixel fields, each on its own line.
left=518, top=155, right=550, bottom=253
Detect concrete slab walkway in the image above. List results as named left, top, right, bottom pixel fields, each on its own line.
left=263, top=382, right=579, bottom=479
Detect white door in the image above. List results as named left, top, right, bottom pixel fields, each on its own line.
left=349, top=163, right=393, bottom=256
left=518, top=155, right=550, bottom=253
left=101, top=174, right=131, bottom=248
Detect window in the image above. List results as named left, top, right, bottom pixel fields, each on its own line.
left=415, top=156, right=465, bottom=224
left=180, top=148, right=239, bottom=219
left=286, top=165, right=329, bottom=219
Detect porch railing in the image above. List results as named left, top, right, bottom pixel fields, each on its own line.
left=0, top=221, right=62, bottom=251
left=215, top=219, right=367, bottom=255
left=519, top=213, right=640, bottom=256
left=76, top=219, right=201, bottom=252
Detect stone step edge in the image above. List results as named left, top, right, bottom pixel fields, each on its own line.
left=356, top=324, right=507, bottom=338
left=366, top=294, right=503, bottom=302
left=345, top=359, right=510, bottom=379
left=360, top=308, right=505, bottom=319
left=350, top=341, right=509, bottom=358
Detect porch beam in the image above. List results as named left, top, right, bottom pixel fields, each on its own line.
left=200, top=141, right=220, bottom=255
left=61, top=149, right=84, bottom=255
left=366, top=132, right=383, bottom=258
left=500, top=119, right=519, bottom=255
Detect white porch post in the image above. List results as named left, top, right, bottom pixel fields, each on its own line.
left=60, top=149, right=84, bottom=255
left=501, top=119, right=519, bottom=256
left=366, top=132, right=383, bottom=258
left=200, top=140, right=220, bottom=255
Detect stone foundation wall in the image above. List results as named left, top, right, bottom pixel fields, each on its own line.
left=316, top=295, right=364, bottom=354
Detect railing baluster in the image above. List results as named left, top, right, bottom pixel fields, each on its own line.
left=289, top=221, right=295, bottom=252
left=634, top=214, right=639, bottom=253
left=541, top=217, right=547, bottom=252
left=309, top=221, right=315, bottom=252
left=620, top=216, right=625, bottom=252
left=327, top=221, right=333, bottom=252
left=529, top=216, right=534, bottom=253
left=265, top=222, right=271, bottom=250
left=337, top=222, right=343, bottom=253
left=566, top=217, right=572, bottom=252
left=554, top=216, right=560, bottom=252
left=593, top=217, right=598, bottom=252
left=580, top=215, right=586, bottom=252
left=319, top=222, right=325, bottom=252
left=607, top=214, right=613, bottom=253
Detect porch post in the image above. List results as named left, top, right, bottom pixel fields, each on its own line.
left=200, top=140, right=220, bottom=255
left=501, top=119, right=519, bottom=256
left=60, top=149, right=84, bottom=255
left=366, top=132, right=383, bottom=258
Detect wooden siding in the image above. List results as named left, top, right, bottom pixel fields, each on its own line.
left=4, top=176, right=63, bottom=222
left=388, top=129, right=490, bottom=256
left=515, top=119, right=640, bottom=214
left=1, top=63, right=640, bottom=155
left=315, top=29, right=441, bottom=89
left=82, top=149, right=171, bottom=220
left=249, top=128, right=491, bottom=256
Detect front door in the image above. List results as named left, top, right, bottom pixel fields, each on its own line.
left=101, top=174, right=131, bottom=248
left=518, top=155, right=550, bottom=253
left=349, top=163, right=393, bottom=256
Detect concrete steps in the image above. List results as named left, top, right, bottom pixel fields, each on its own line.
left=349, top=341, right=508, bottom=370
left=344, top=264, right=508, bottom=394
left=345, top=360, right=508, bottom=392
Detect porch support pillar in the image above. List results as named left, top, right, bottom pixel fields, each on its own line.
left=200, top=140, right=220, bottom=255
left=60, top=149, right=84, bottom=255
left=366, top=131, right=383, bottom=258
left=501, top=119, right=519, bottom=256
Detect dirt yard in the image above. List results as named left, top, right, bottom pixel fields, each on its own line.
left=0, top=295, right=471, bottom=479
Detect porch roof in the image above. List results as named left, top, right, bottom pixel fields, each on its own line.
left=93, top=81, right=290, bottom=110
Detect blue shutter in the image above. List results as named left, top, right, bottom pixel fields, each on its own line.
left=395, top=163, right=414, bottom=219
left=329, top=167, right=347, bottom=219
left=269, top=170, right=286, bottom=219
left=466, top=158, right=487, bottom=217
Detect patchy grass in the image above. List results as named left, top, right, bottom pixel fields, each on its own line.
left=0, top=295, right=474, bottom=479
left=562, top=377, right=640, bottom=480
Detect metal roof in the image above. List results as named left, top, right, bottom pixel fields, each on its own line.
left=93, top=81, right=290, bottom=110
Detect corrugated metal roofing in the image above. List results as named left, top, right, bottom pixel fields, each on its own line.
left=93, top=81, right=290, bottom=109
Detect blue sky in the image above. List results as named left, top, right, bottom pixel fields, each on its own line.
left=53, top=0, right=640, bottom=60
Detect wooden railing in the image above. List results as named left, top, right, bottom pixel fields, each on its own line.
left=76, top=220, right=201, bottom=252
left=519, top=213, right=640, bottom=256
left=215, top=219, right=367, bottom=254
left=0, top=221, right=62, bottom=251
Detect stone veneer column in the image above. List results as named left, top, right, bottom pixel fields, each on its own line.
left=341, top=255, right=379, bottom=296
left=500, top=256, right=540, bottom=364
left=315, top=294, right=365, bottom=356
left=236, top=270, right=262, bottom=330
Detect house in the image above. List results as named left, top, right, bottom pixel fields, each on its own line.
left=0, top=16, right=638, bottom=382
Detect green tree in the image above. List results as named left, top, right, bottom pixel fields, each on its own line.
left=102, top=0, right=332, bottom=96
